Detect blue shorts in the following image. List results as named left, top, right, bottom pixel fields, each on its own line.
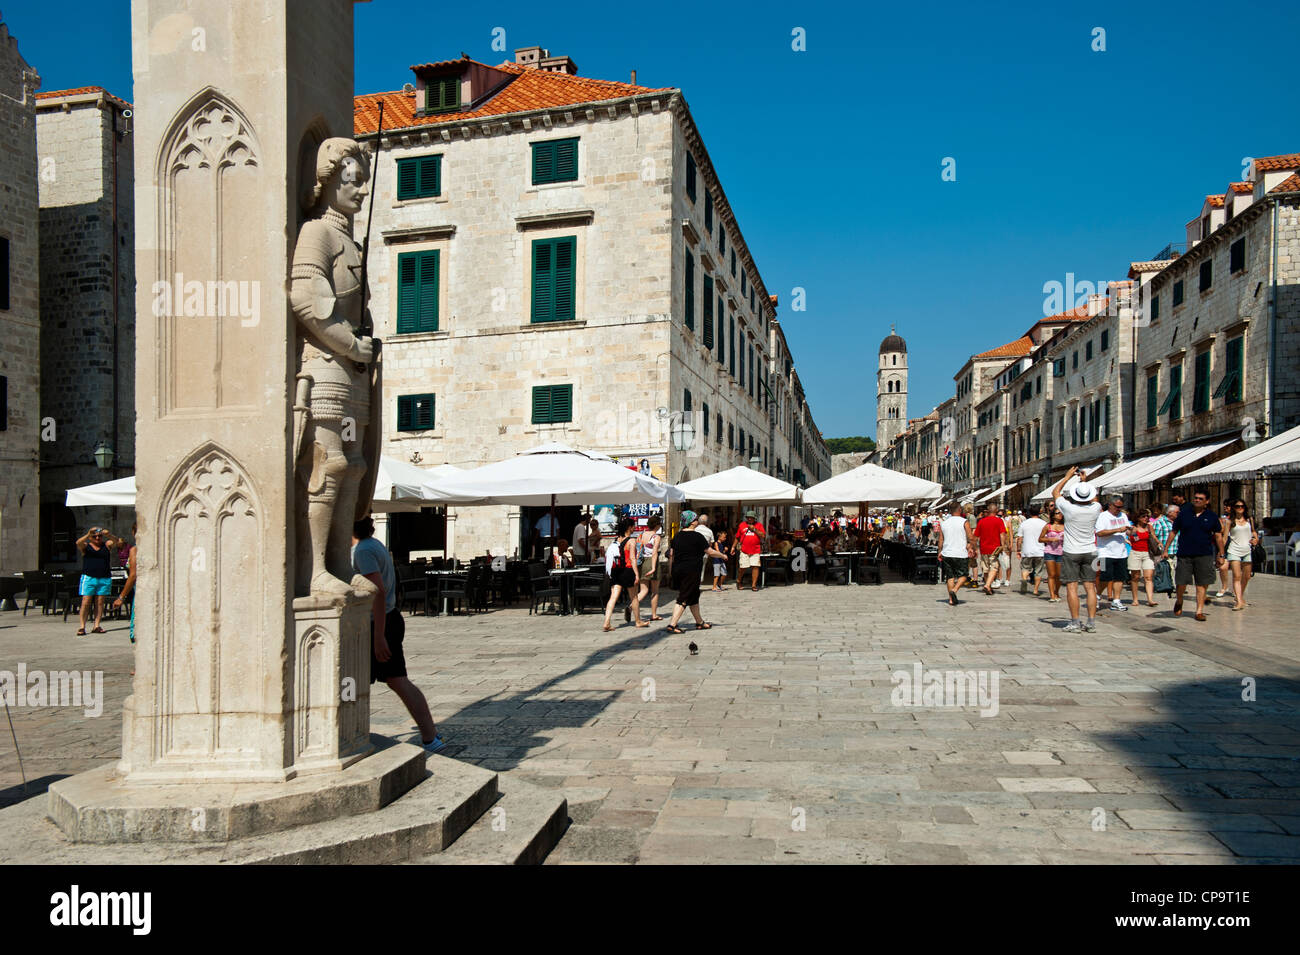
left=80, top=575, right=112, bottom=597
left=1043, top=554, right=1061, bottom=563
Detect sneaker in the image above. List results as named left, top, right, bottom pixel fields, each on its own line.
left=1083, top=621, right=1097, bottom=632
left=421, top=736, right=446, bottom=754
left=1049, top=597, right=1061, bottom=603
left=1111, top=600, right=1127, bottom=611
left=991, top=580, right=1001, bottom=589
left=1063, top=621, right=1083, bottom=633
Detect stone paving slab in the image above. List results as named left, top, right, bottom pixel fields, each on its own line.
left=3, top=572, right=1299, bottom=864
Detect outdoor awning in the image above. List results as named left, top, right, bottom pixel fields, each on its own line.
left=974, top=482, right=1018, bottom=505
left=1030, top=463, right=1103, bottom=502
left=1174, top=424, right=1300, bottom=485
left=676, top=465, right=801, bottom=504
left=959, top=487, right=989, bottom=504
left=802, top=462, right=943, bottom=507
left=1094, top=440, right=1234, bottom=494
left=65, top=476, right=136, bottom=507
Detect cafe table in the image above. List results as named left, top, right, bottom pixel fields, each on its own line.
left=548, top=566, right=590, bottom=615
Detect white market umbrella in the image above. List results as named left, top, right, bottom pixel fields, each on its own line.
left=676, top=465, right=802, bottom=505
left=802, top=462, right=942, bottom=507
left=65, top=475, right=136, bottom=507
left=371, top=457, right=449, bottom=512
left=424, top=442, right=685, bottom=507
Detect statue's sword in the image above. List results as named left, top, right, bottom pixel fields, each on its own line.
left=354, top=101, right=385, bottom=520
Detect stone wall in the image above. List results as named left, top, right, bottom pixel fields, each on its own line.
left=0, top=20, right=40, bottom=574
left=36, top=96, right=136, bottom=561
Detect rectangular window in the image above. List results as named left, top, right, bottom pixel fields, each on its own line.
left=531, top=384, right=573, bottom=424
left=702, top=274, right=713, bottom=346
left=717, top=298, right=725, bottom=363
left=1229, top=237, right=1246, bottom=274
left=395, top=155, right=441, bottom=199
left=1103, top=394, right=1111, bottom=438
left=739, top=427, right=745, bottom=456
left=397, top=393, right=435, bottom=431
left=684, top=388, right=692, bottom=413
left=739, top=339, right=745, bottom=385
left=719, top=227, right=726, bottom=257
left=702, top=403, right=710, bottom=437
left=730, top=250, right=736, bottom=278
left=1100, top=329, right=1109, bottom=352
left=704, top=190, right=712, bottom=233
left=686, top=152, right=697, bottom=202
left=1058, top=412, right=1065, bottom=451
left=531, top=137, right=578, bottom=185
left=729, top=315, right=736, bottom=376
left=1151, top=294, right=1160, bottom=322
left=1157, top=366, right=1182, bottom=420
left=1172, top=279, right=1184, bottom=307
left=395, top=249, right=440, bottom=333
left=728, top=423, right=734, bottom=450
left=425, top=75, right=460, bottom=114
left=716, top=412, right=723, bottom=444
left=684, top=252, right=695, bottom=332
left=530, top=236, right=576, bottom=323
left=1072, top=350, right=1078, bottom=370
left=1146, top=373, right=1159, bottom=428
left=1085, top=340, right=1093, bottom=362
left=1214, top=335, right=1244, bottom=404
left=1193, top=350, right=1211, bottom=413
left=1053, top=358, right=1065, bottom=377
left=1071, top=407, right=1078, bottom=448
left=1199, top=259, right=1213, bottom=292
left=741, top=271, right=747, bottom=297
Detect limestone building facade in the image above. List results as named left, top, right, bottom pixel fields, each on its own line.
left=354, top=48, right=827, bottom=556
left=0, top=18, right=40, bottom=574
left=875, top=327, right=907, bottom=449
left=35, top=87, right=136, bottom=563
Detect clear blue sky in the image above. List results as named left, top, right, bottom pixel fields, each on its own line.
left=10, top=0, right=1298, bottom=440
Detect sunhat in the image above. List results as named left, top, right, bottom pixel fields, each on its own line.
left=1069, top=481, right=1096, bottom=504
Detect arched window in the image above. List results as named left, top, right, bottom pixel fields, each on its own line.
left=892, top=355, right=897, bottom=366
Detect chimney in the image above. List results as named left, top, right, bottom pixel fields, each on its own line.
left=514, top=46, right=546, bottom=68
left=1087, top=293, right=1107, bottom=317
left=630, top=69, right=637, bottom=85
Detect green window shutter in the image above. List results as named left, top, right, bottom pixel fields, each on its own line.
left=684, top=253, right=695, bottom=332
left=396, top=252, right=419, bottom=333
left=417, top=155, right=440, bottom=197
left=532, top=139, right=578, bottom=185
left=704, top=191, right=712, bottom=233
left=1193, top=351, right=1211, bottom=413
left=417, top=250, right=439, bottom=331
left=703, top=275, right=714, bottom=347
left=428, top=76, right=459, bottom=113
left=728, top=316, right=735, bottom=376
left=1158, top=368, right=1182, bottom=419
left=717, top=298, right=725, bottom=363
left=397, top=394, right=434, bottom=431
left=1215, top=336, right=1244, bottom=403
left=396, top=158, right=418, bottom=200
left=686, top=153, right=697, bottom=202
left=1147, top=374, right=1159, bottom=427
left=532, top=238, right=577, bottom=323
left=739, top=337, right=744, bottom=383
left=531, top=384, right=573, bottom=424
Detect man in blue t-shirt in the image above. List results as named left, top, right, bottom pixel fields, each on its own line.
left=1170, top=489, right=1224, bottom=621
left=352, top=517, right=444, bottom=753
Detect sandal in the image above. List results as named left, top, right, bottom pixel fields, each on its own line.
left=696, top=622, right=713, bottom=630
left=92, top=627, right=106, bottom=634
left=76, top=628, right=87, bottom=636
left=602, top=625, right=613, bottom=632
left=666, top=625, right=685, bottom=634
left=1194, top=612, right=1207, bottom=622
left=649, top=615, right=664, bottom=621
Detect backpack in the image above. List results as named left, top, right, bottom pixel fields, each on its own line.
left=610, top=538, right=633, bottom=575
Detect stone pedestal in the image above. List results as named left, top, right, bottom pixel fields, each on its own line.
left=291, top=593, right=374, bottom=773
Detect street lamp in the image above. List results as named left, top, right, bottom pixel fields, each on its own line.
left=748, top=456, right=761, bottom=471
left=669, top=413, right=696, bottom=452
left=93, top=441, right=115, bottom=470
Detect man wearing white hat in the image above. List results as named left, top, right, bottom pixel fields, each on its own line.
left=1050, top=464, right=1104, bottom=633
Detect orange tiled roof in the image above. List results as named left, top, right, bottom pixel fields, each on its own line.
left=36, top=85, right=131, bottom=109
left=355, top=61, right=671, bottom=135
left=975, top=335, right=1034, bottom=360
left=1255, top=153, right=1300, bottom=172
left=1229, top=181, right=1253, bottom=194
left=1206, top=194, right=1226, bottom=208
left=1271, top=172, right=1300, bottom=194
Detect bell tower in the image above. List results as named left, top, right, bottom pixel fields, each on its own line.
left=876, top=325, right=908, bottom=449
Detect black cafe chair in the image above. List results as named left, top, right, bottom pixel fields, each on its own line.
left=526, top=563, right=562, bottom=615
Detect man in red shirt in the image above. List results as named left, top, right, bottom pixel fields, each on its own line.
left=734, top=510, right=767, bottom=592
left=975, top=502, right=1008, bottom=596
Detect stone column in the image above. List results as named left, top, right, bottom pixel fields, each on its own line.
left=118, top=0, right=367, bottom=782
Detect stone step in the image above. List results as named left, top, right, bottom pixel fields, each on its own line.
left=415, top=776, right=569, bottom=866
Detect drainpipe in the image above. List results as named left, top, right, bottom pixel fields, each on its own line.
left=110, top=102, right=120, bottom=480
left=1268, top=197, right=1279, bottom=436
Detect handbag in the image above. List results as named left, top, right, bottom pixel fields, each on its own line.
left=1153, top=558, right=1174, bottom=595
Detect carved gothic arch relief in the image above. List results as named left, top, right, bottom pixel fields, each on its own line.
left=155, top=88, right=264, bottom=417
left=154, top=443, right=263, bottom=760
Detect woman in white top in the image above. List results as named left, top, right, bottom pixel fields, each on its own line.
left=1221, top=498, right=1258, bottom=611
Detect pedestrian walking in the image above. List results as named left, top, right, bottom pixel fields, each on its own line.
left=711, top=529, right=730, bottom=591
left=111, top=522, right=138, bottom=644
left=1151, top=504, right=1179, bottom=576
left=1015, top=504, right=1047, bottom=597
left=1051, top=465, right=1103, bottom=632
left=666, top=510, right=725, bottom=641
left=1214, top=500, right=1235, bottom=599
left=352, top=517, right=444, bottom=754
left=735, top=510, right=766, bottom=592
left=1127, top=508, right=1160, bottom=607
left=76, top=525, right=122, bottom=636
left=975, top=502, right=1007, bottom=595
left=637, top=515, right=665, bottom=621
left=1040, top=508, right=1065, bottom=602
left=1096, top=495, right=1133, bottom=611
left=1222, top=499, right=1258, bottom=611
left=1171, top=489, right=1225, bottom=621
left=602, top=518, right=646, bottom=632
left=938, top=500, right=975, bottom=606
